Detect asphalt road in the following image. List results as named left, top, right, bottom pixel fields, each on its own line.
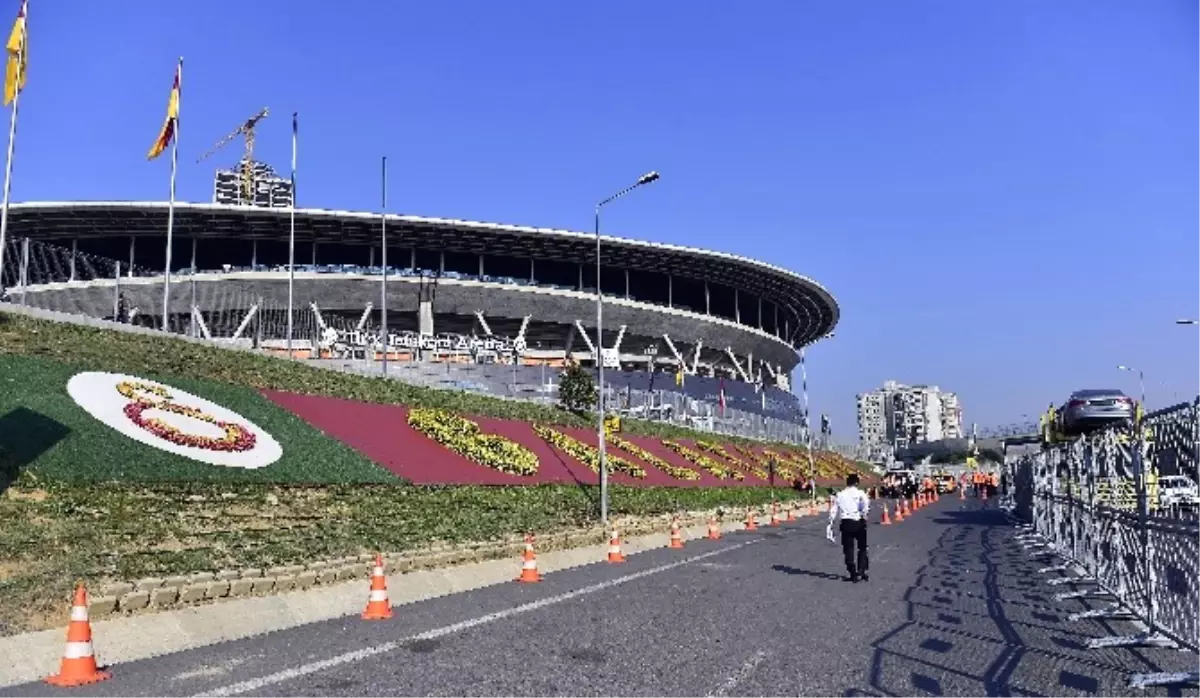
left=6, top=496, right=1197, bottom=697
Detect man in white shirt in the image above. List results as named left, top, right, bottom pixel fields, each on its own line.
left=828, top=473, right=871, bottom=582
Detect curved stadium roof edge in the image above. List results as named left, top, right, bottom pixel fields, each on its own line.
left=10, top=200, right=840, bottom=346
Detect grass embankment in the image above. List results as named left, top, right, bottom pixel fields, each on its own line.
left=0, top=311, right=818, bottom=635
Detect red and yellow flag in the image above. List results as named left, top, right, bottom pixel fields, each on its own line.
left=147, top=60, right=180, bottom=160
left=3, top=0, right=27, bottom=107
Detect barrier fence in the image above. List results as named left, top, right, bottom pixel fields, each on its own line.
left=1005, top=399, right=1199, bottom=689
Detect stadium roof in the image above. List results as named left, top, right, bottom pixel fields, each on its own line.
left=9, top=200, right=839, bottom=347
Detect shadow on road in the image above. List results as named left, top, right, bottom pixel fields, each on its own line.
left=771, top=564, right=847, bottom=582
left=847, top=501, right=1198, bottom=697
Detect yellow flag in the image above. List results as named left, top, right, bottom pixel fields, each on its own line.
left=3, top=0, right=26, bottom=107
left=147, top=60, right=181, bottom=160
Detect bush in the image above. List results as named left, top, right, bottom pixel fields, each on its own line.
left=558, top=360, right=597, bottom=415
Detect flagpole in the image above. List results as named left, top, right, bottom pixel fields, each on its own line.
left=161, top=57, right=182, bottom=332
left=0, top=12, right=23, bottom=296
left=380, top=155, right=389, bottom=376
left=286, top=112, right=297, bottom=359
left=800, top=346, right=816, bottom=503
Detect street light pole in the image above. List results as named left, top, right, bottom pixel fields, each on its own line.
left=595, top=170, right=659, bottom=525
left=1118, top=364, right=1145, bottom=408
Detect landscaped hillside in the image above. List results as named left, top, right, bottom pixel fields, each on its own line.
left=0, top=309, right=868, bottom=636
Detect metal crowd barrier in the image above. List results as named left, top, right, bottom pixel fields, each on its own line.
left=1004, top=399, right=1199, bottom=690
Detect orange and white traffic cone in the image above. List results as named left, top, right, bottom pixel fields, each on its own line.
left=361, top=553, right=393, bottom=620
left=808, top=502, right=819, bottom=516
left=894, top=500, right=905, bottom=521
left=45, top=584, right=111, bottom=687
left=607, top=528, right=626, bottom=563
left=769, top=502, right=780, bottom=526
left=911, top=495, right=918, bottom=512
left=785, top=503, right=796, bottom=522
left=516, top=533, right=542, bottom=583
left=668, top=517, right=685, bottom=549
left=745, top=508, right=758, bottom=531
left=881, top=504, right=891, bottom=525
left=707, top=517, right=721, bottom=540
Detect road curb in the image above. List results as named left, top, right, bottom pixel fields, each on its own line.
left=0, top=509, right=820, bottom=688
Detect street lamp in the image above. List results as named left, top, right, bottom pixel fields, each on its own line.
left=595, top=170, right=659, bottom=525
left=1117, top=364, right=1146, bottom=408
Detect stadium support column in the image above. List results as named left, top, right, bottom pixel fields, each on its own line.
left=69, top=240, right=77, bottom=282
left=128, top=236, right=135, bottom=278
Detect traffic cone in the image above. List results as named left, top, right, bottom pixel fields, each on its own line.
left=707, top=517, right=721, bottom=540
left=361, top=553, right=393, bottom=620
left=516, top=533, right=542, bottom=583
left=785, top=503, right=796, bottom=522
left=45, top=584, right=111, bottom=687
left=745, top=508, right=758, bottom=531
left=769, top=502, right=781, bottom=526
left=894, top=500, right=905, bottom=521
left=808, top=501, right=819, bottom=516
left=881, top=504, right=891, bottom=525
left=934, top=490, right=940, bottom=502
left=668, top=517, right=685, bottom=549
left=912, top=495, right=919, bottom=512
left=607, top=528, right=626, bottom=563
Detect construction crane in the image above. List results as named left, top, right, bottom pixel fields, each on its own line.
left=197, top=107, right=269, bottom=204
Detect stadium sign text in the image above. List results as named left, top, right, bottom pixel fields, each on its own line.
left=67, top=372, right=283, bottom=469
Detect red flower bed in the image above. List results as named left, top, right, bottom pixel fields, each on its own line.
left=261, top=389, right=836, bottom=488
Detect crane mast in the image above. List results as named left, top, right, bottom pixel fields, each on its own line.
left=197, top=107, right=270, bottom=204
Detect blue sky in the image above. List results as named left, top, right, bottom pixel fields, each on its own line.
left=8, top=1, right=1198, bottom=438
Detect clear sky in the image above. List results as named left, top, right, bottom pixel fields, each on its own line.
left=8, top=1, right=1198, bottom=439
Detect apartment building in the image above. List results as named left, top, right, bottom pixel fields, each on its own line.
left=856, top=380, right=964, bottom=462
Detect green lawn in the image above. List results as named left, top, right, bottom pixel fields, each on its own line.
left=0, top=354, right=398, bottom=485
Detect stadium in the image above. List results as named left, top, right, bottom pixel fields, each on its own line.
left=2, top=200, right=840, bottom=437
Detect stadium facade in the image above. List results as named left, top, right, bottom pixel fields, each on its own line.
left=4, top=200, right=839, bottom=425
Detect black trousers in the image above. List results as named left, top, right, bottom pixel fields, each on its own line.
left=840, top=519, right=868, bottom=576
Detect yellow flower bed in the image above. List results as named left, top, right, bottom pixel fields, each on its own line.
left=695, top=440, right=769, bottom=480
left=764, top=448, right=809, bottom=478
left=662, top=440, right=743, bottom=480
left=731, top=444, right=799, bottom=481
left=608, top=435, right=701, bottom=481
left=408, top=408, right=539, bottom=477
left=532, top=425, right=646, bottom=479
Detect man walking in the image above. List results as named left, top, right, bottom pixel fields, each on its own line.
left=828, top=473, right=871, bottom=582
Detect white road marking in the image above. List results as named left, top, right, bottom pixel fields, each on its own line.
left=708, top=649, right=769, bottom=697
left=197, top=540, right=760, bottom=697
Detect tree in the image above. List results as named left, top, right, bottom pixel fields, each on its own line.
left=558, top=360, right=597, bottom=415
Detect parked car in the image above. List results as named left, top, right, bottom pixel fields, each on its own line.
left=1158, top=475, right=1199, bottom=509
left=1056, top=389, right=1136, bottom=436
